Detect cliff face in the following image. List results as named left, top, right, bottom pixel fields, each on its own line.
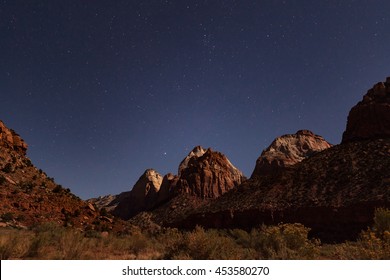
left=342, top=77, right=390, bottom=143
left=251, top=130, right=332, bottom=178
left=176, top=146, right=245, bottom=199
left=112, top=169, right=163, bottom=220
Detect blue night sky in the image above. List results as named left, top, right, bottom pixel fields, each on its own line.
left=1, top=1, right=390, bottom=199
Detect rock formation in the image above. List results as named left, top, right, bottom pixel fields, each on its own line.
left=176, top=146, right=245, bottom=198
left=342, top=77, right=390, bottom=143
left=178, top=146, right=207, bottom=175
left=106, top=146, right=244, bottom=221
left=0, top=120, right=28, bottom=155
left=166, top=79, right=390, bottom=242
left=112, top=169, right=163, bottom=220
left=87, top=194, right=119, bottom=212
left=251, top=130, right=332, bottom=178
left=156, top=173, right=179, bottom=204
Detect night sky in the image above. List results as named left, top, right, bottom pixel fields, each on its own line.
left=1, top=1, right=390, bottom=199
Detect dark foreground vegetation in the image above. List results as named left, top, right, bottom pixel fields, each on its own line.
left=0, top=208, right=389, bottom=260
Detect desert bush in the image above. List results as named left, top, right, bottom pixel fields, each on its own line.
left=100, top=208, right=109, bottom=217
left=0, top=175, right=6, bottom=185
left=0, top=236, right=14, bottom=259
left=1, top=212, right=14, bottom=222
left=187, top=227, right=250, bottom=259
left=16, top=214, right=26, bottom=222
left=52, top=185, right=62, bottom=193
left=243, top=223, right=320, bottom=259
left=25, top=223, right=88, bottom=259
left=2, top=163, right=12, bottom=173
left=320, top=208, right=390, bottom=259
left=125, top=231, right=153, bottom=256
left=159, top=226, right=252, bottom=260
left=24, top=159, right=32, bottom=167
left=373, top=208, right=390, bottom=238
left=0, top=229, right=32, bottom=259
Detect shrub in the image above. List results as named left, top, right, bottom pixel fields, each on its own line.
left=159, top=227, right=251, bottom=260
left=245, top=223, right=320, bottom=259
left=52, top=185, right=62, bottom=193
left=0, top=175, right=6, bottom=185
left=16, top=214, right=26, bottom=222
left=73, top=209, right=81, bottom=217
left=0, top=229, right=32, bottom=259
left=2, top=163, right=12, bottom=173
left=26, top=223, right=88, bottom=259
left=322, top=208, right=390, bottom=260
left=100, top=208, right=108, bottom=217
left=1, top=212, right=14, bottom=222
left=373, top=208, right=390, bottom=238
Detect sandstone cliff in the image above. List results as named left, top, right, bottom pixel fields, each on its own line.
left=175, top=146, right=245, bottom=198
left=251, top=130, right=332, bottom=178
left=112, top=169, right=163, bottom=220
left=108, top=146, right=244, bottom=220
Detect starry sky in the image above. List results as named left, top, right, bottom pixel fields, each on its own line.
left=1, top=0, right=390, bottom=199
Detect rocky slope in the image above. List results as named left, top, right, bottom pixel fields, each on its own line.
left=251, top=130, right=332, bottom=177
left=0, top=120, right=127, bottom=233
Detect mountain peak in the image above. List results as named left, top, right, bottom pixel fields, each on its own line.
left=251, top=130, right=332, bottom=178
left=342, top=77, right=390, bottom=143
left=176, top=146, right=245, bottom=198
left=178, top=146, right=207, bottom=175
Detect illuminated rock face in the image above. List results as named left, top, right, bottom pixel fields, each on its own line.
left=251, top=130, right=332, bottom=178
left=342, top=77, right=390, bottom=143
left=113, top=169, right=163, bottom=220
left=0, top=120, right=28, bottom=155
left=176, top=146, right=245, bottom=199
